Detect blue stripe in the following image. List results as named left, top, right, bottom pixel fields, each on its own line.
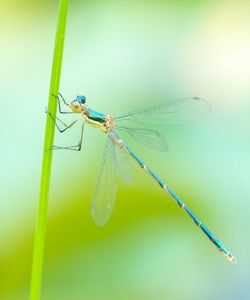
left=184, top=205, right=201, bottom=226
left=146, top=166, right=165, bottom=187
left=87, top=109, right=107, bottom=120
left=115, top=134, right=235, bottom=262
left=200, top=223, right=228, bottom=252
left=125, top=145, right=144, bottom=166
left=165, top=187, right=183, bottom=207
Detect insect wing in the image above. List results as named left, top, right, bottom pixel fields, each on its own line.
left=115, top=97, right=211, bottom=125
left=115, top=127, right=168, bottom=151
left=114, top=142, right=132, bottom=185
left=91, top=138, right=117, bottom=226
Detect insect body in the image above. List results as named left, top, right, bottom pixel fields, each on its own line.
left=47, top=93, right=236, bottom=263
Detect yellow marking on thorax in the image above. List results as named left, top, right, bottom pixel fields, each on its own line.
left=84, top=115, right=108, bottom=133
left=82, top=112, right=115, bottom=134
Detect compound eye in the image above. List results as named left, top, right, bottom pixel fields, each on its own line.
left=78, top=96, right=86, bottom=104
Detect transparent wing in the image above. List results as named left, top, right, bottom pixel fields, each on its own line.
left=114, top=144, right=132, bottom=185
left=91, top=137, right=117, bottom=226
left=115, top=126, right=168, bottom=151
left=114, top=97, right=211, bottom=125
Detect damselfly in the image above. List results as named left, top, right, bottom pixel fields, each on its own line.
left=46, top=93, right=235, bottom=263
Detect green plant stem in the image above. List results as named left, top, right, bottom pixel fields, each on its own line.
left=30, top=1, right=68, bottom=299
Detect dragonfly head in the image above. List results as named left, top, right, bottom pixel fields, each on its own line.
left=75, top=95, right=86, bottom=104
left=70, top=95, right=87, bottom=113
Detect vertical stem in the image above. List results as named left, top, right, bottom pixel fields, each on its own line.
left=30, top=1, right=68, bottom=299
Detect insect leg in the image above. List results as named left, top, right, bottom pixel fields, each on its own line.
left=51, top=122, right=85, bottom=151
left=45, top=109, right=79, bottom=133
left=51, top=93, right=75, bottom=114
left=45, top=122, right=85, bottom=152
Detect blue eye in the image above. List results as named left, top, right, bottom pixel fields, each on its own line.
left=76, top=95, right=86, bottom=104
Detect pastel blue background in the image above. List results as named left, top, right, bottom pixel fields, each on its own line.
left=0, top=1, right=249, bottom=299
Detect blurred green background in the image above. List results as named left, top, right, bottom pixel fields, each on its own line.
left=0, top=0, right=249, bottom=299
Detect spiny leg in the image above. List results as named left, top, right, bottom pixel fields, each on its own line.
left=45, top=109, right=85, bottom=151
left=46, top=108, right=79, bottom=133
left=51, top=92, right=75, bottom=114
left=50, top=122, right=85, bottom=151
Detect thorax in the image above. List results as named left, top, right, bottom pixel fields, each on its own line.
left=83, top=108, right=114, bottom=132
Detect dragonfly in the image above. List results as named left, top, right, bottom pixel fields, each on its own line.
left=46, top=93, right=236, bottom=263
